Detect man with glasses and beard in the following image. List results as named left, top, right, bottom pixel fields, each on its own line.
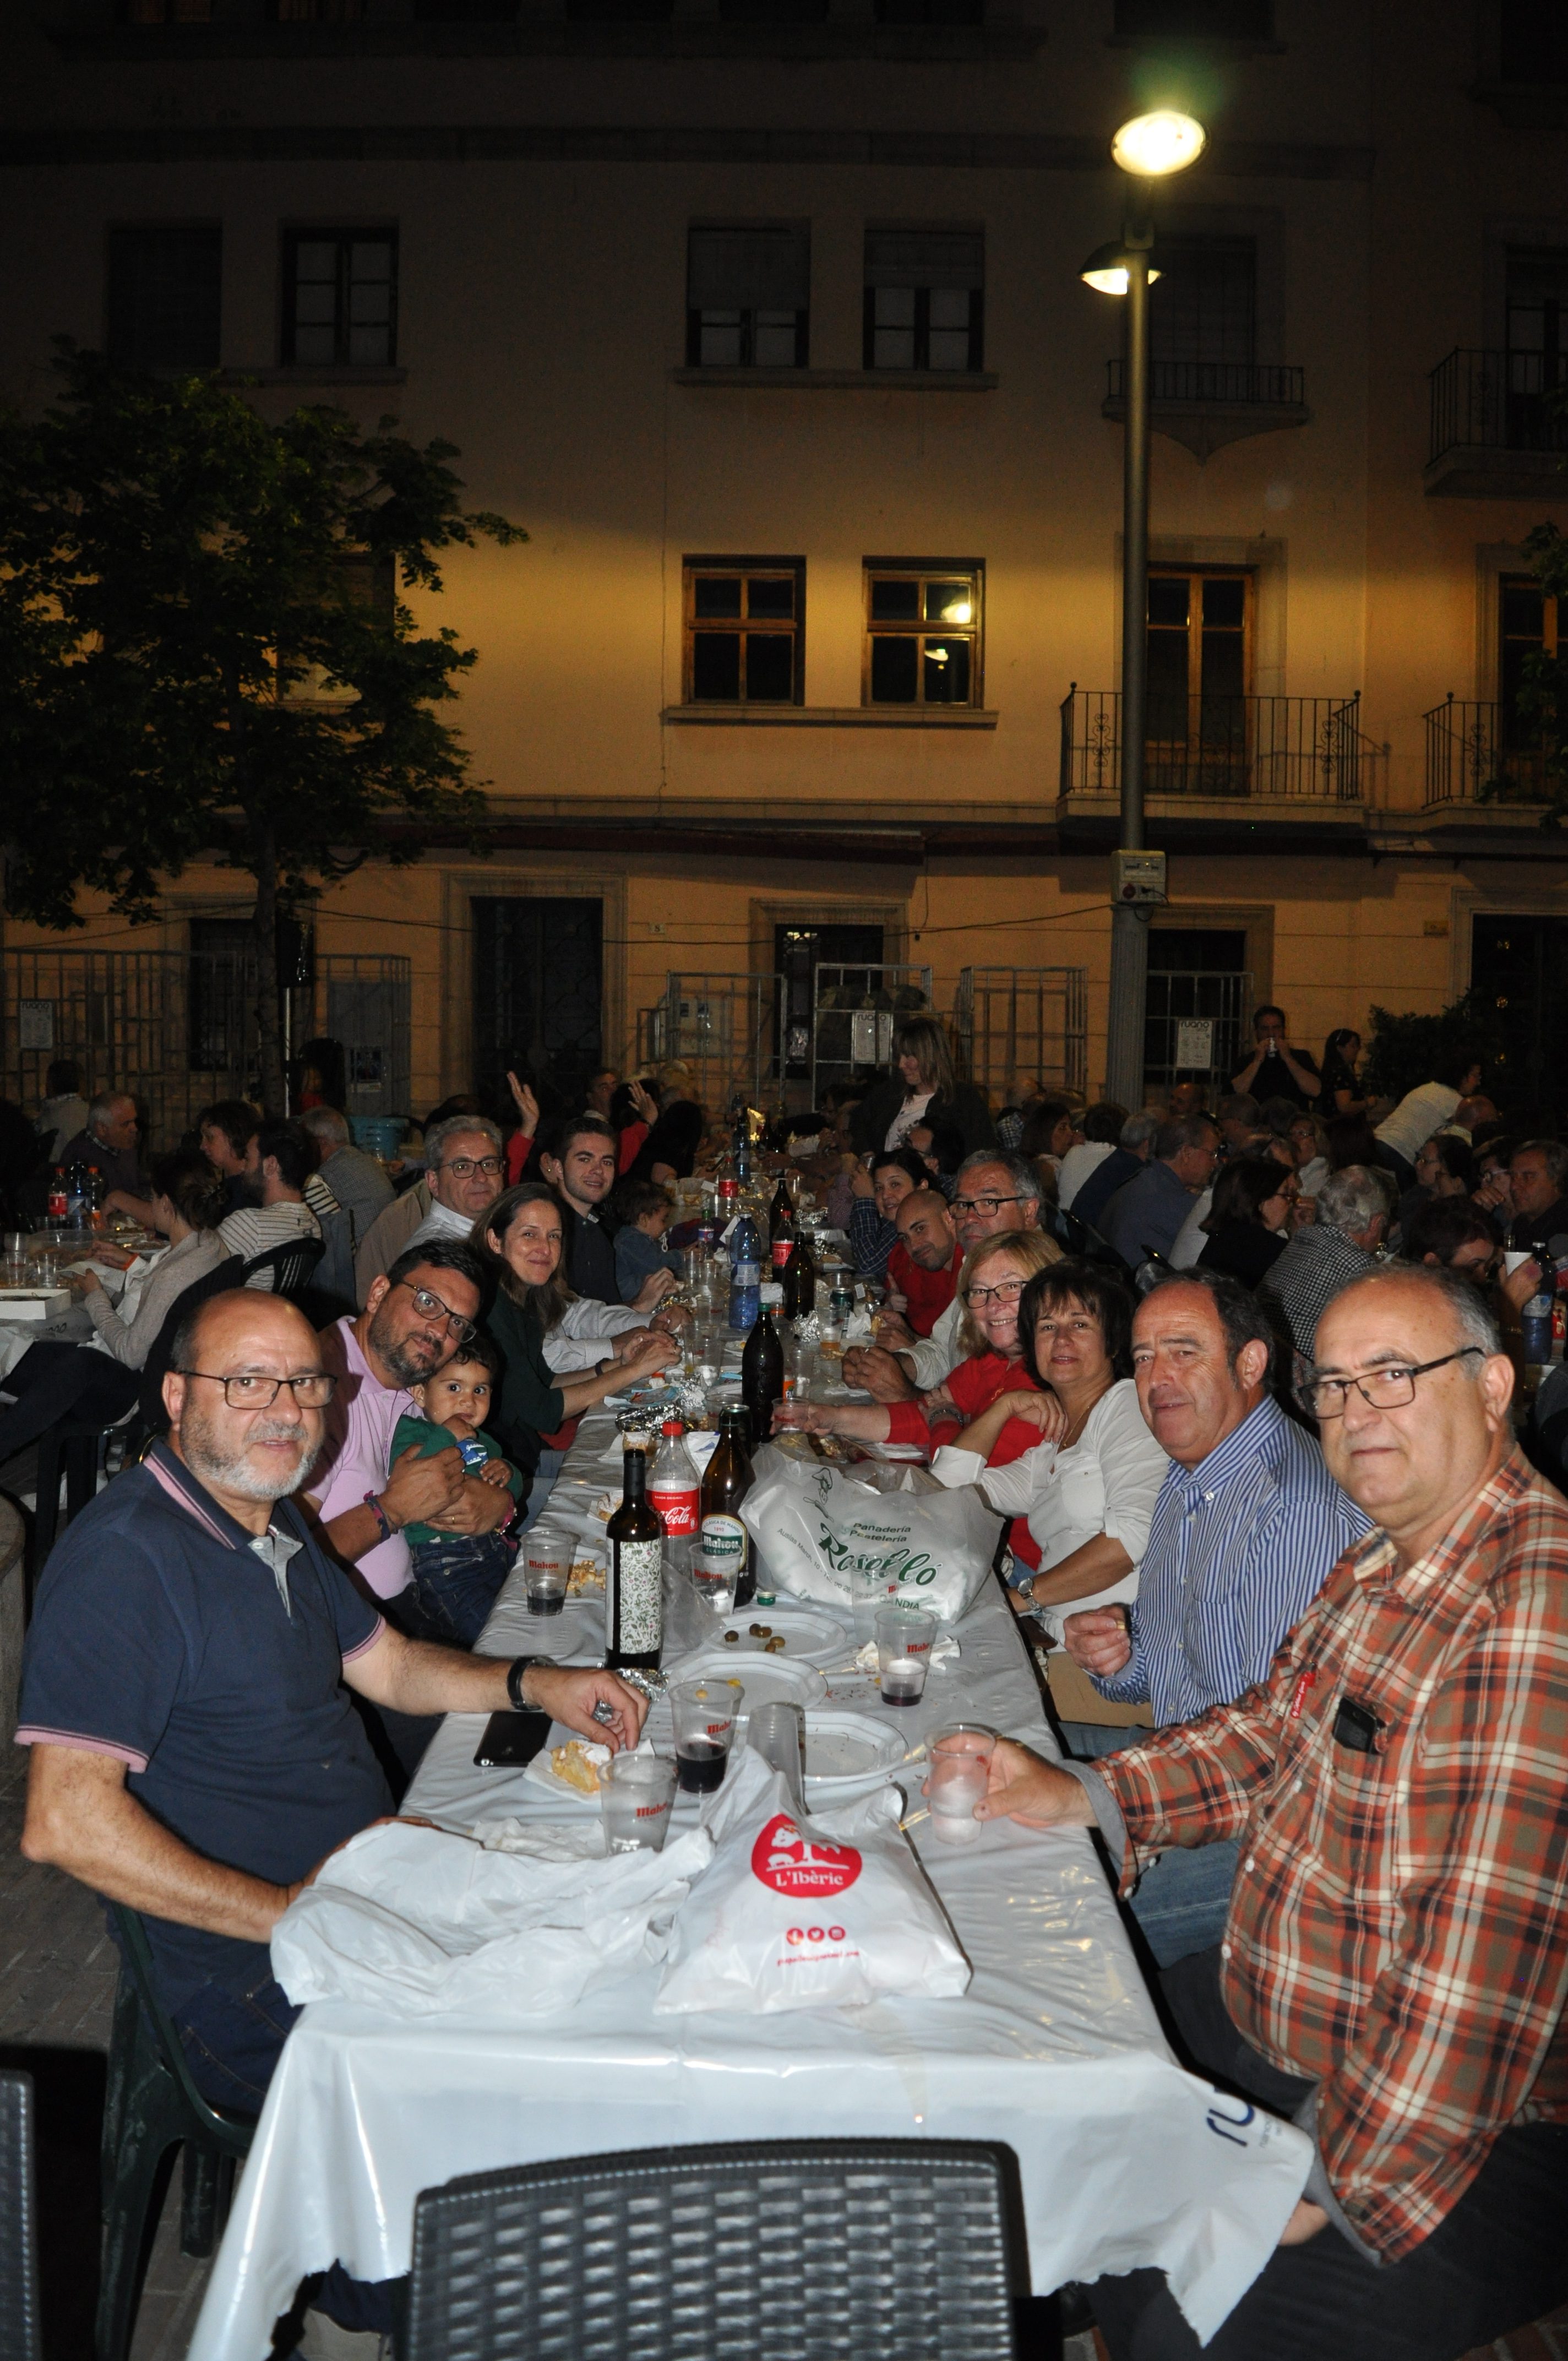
left=18, top=1288, right=644, bottom=2349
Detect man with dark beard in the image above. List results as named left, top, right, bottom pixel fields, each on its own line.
left=306, top=1239, right=515, bottom=1630
left=18, top=1288, right=645, bottom=2347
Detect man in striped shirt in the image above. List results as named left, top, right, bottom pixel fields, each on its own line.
left=1059, top=1270, right=1370, bottom=1965
left=979, top=1263, right=1568, bottom=2358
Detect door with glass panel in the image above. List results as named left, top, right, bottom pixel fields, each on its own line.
left=1145, top=567, right=1253, bottom=793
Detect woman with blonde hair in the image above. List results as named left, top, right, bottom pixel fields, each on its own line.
left=850, top=1013, right=997, bottom=1161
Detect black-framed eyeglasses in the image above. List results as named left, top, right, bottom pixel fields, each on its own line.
left=1295, top=1347, right=1484, bottom=1422
left=177, top=1371, right=337, bottom=1410
left=963, top=1276, right=1028, bottom=1308
left=437, top=1156, right=502, bottom=1179
left=394, top=1279, right=477, bottom=1346
left=952, top=1194, right=1021, bottom=1218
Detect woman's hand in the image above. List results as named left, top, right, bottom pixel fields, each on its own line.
left=618, top=1330, right=679, bottom=1379
left=998, top=1391, right=1068, bottom=1444
left=771, top=1401, right=836, bottom=1434
left=650, top=1301, right=693, bottom=1338
left=75, top=1267, right=103, bottom=1296
left=848, top=1160, right=876, bottom=1200
left=629, top=1080, right=658, bottom=1125
left=505, top=1071, right=540, bottom=1135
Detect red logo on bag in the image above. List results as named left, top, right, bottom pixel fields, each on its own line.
left=752, top=1813, right=862, bottom=1898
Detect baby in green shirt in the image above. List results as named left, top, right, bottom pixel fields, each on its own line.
left=390, top=1337, right=525, bottom=1647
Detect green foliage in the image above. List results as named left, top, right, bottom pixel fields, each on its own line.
left=1361, top=988, right=1504, bottom=1109
left=0, top=341, right=525, bottom=1103
left=1496, top=520, right=1568, bottom=826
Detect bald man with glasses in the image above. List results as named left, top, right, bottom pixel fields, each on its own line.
left=973, top=1263, right=1568, bottom=2360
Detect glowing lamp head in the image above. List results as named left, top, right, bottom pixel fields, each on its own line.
left=1080, top=241, right=1163, bottom=297
left=1110, top=110, right=1206, bottom=177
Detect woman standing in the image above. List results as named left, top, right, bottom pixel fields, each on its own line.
left=476, top=1182, right=676, bottom=1522
left=1320, top=1027, right=1371, bottom=1119
left=1194, top=1157, right=1296, bottom=1287
left=849, top=1015, right=995, bottom=1160
left=930, top=1260, right=1168, bottom=1755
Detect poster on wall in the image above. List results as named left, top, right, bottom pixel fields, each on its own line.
left=1174, top=1018, right=1215, bottom=1073
left=18, top=1001, right=56, bottom=1052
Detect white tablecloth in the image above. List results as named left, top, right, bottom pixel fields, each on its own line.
left=187, top=1410, right=1310, bottom=2360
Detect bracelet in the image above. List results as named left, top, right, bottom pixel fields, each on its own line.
left=494, top=1496, right=518, bottom=1535
left=363, top=1491, right=396, bottom=1543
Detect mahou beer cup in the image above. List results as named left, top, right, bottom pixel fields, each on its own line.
left=670, top=1679, right=744, bottom=1793
left=926, top=1724, right=996, bottom=1844
left=601, top=1752, right=678, bottom=1853
left=874, top=1603, right=937, bottom=1707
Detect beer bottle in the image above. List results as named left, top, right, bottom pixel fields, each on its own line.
left=785, top=1223, right=815, bottom=1319
left=700, top=1407, right=757, bottom=1609
left=742, top=1283, right=786, bottom=1462
left=606, top=1446, right=664, bottom=1671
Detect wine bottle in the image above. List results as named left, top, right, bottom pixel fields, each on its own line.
left=742, top=1283, right=786, bottom=1457
left=606, top=1446, right=664, bottom=1671
left=700, top=1406, right=758, bottom=1609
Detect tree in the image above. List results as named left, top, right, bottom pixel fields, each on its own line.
left=1362, top=988, right=1509, bottom=1112
left=0, top=344, right=525, bottom=1111
left=1499, top=519, right=1568, bottom=824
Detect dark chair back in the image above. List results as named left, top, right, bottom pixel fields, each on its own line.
left=1047, top=1201, right=1129, bottom=1274
left=138, top=1254, right=246, bottom=1433
left=406, top=2138, right=1027, bottom=2361
left=240, top=1236, right=325, bottom=1304
left=0, top=2070, right=41, bottom=2361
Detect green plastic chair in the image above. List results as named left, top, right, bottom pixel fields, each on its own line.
left=96, top=1904, right=255, bottom=2361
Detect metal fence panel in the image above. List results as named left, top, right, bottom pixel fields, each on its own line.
left=810, top=963, right=933, bottom=1106
left=643, top=974, right=785, bottom=1113
left=1142, top=970, right=1254, bottom=1101
left=952, top=966, right=1088, bottom=1101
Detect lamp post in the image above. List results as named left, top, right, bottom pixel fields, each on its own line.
left=1082, top=108, right=1206, bottom=1111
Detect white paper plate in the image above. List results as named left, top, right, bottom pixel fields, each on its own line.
left=802, top=1710, right=910, bottom=1798
left=709, top=1604, right=847, bottom=1663
left=673, top=1651, right=826, bottom=1713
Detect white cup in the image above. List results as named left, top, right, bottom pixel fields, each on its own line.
left=1504, top=1250, right=1534, bottom=1277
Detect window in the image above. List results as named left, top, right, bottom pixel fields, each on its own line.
left=1150, top=236, right=1255, bottom=387
left=863, top=564, right=982, bottom=707
left=282, top=231, right=397, bottom=368
left=106, top=226, right=221, bottom=370
left=1146, top=569, right=1252, bottom=771
left=863, top=230, right=983, bottom=372
left=1501, top=1, right=1568, bottom=80
left=1114, top=0, right=1271, bottom=31
left=683, top=559, right=804, bottom=703
left=278, top=554, right=395, bottom=705
left=1498, top=574, right=1559, bottom=744
left=687, top=227, right=809, bottom=369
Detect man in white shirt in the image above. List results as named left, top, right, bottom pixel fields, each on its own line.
left=1373, top=1061, right=1483, bottom=1187
left=219, top=1120, right=321, bottom=1282
left=1057, top=1102, right=1126, bottom=1212
left=845, top=1151, right=1046, bottom=1400
left=402, top=1117, right=507, bottom=1256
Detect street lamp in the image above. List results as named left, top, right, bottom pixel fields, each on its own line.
left=1083, top=107, right=1206, bottom=1113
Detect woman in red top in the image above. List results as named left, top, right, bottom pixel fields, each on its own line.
left=773, top=1228, right=1064, bottom=1566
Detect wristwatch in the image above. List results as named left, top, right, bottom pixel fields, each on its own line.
left=505, top=1656, right=549, bottom=1712
left=1014, top=1574, right=1037, bottom=1606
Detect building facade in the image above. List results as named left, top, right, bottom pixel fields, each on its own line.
left=4, top=0, right=1568, bottom=1122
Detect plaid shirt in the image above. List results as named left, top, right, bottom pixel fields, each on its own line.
left=1096, top=1447, right=1568, bottom=2261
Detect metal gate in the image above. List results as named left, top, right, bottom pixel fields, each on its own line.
left=953, top=967, right=1088, bottom=1102
left=810, top=962, right=933, bottom=1106
left=1142, top=969, right=1254, bottom=1102
left=639, top=974, right=783, bottom=1113
left=2, top=946, right=411, bottom=1145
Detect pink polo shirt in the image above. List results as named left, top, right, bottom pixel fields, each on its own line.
left=311, top=1316, right=416, bottom=1600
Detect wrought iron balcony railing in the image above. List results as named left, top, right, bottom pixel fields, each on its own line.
left=1428, top=348, right=1568, bottom=465
left=1423, top=695, right=1556, bottom=806
left=1059, top=688, right=1377, bottom=803
left=1105, top=359, right=1304, bottom=407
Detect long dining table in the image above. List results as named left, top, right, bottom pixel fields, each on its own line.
left=186, top=1399, right=1310, bottom=2360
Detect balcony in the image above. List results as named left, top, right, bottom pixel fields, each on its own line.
left=1423, top=697, right=1555, bottom=820
left=1058, top=688, right=1382, bottom=848
left=1425, top=349, right=1568, bottom=497
left=1103, top=359, right=1309, bottom=460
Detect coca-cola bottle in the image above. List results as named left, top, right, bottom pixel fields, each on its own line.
left=647, top=1417, right=700, bottom=1539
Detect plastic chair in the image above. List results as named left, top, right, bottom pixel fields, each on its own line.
left=241, top=1235, right=325, bottom=1303
left=404, top=2137, right=1029, bottom=2361
left=96, top=1904, right=254, bottom=2361
left=0, top=2070, right=42, bottom=2361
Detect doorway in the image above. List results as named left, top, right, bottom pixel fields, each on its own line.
left=1144, top=928, right=1251, bottom=1102
left=774, top=922, right=886, bottom=1079
left=1471, top=912, right=1568, bottom=1120
left=472, top=897, right=603, bottom=1117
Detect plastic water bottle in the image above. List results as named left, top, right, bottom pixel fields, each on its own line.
left=1523, top=1285, right=1554, bottom=1364
left=728, top=1211, right=762, bottom=1332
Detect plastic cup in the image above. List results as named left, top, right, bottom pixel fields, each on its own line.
left=875, top=1604, right=937, bottom=1708
left=1504, top=1250, right=1534, bottom=1276
left=669, top=1679, right=744, bottom=1793
left=927, top=1724, right=997, bottom=1845
left=524, top=1532, right=570, bottom=1617
left=690, top=1540, right=737, bottom=1619
left=601, top=1752, right=678, bottom=1854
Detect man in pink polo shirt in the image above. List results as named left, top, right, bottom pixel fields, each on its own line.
left=307, top=1240, right=511, bottom=1619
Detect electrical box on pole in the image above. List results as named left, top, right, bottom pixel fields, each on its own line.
left=1111, top=849, right=1167, bottom=907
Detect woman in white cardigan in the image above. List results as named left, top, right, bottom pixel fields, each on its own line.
left=931, top=1258, right=1169, bottom=1754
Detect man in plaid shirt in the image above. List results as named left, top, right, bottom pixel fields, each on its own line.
left=978, top=1261, right=1568, bottom=2357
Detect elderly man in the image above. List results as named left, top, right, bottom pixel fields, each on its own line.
left=1057, top=1269, right=1369, bottom=1964
left=18, top=1288, right=643, bottom=2346
left=539, top=1113, right=675, bottom=1312
left=57, top=1090, right=154, bottom=1226
left=1260, top=1162, right=1390, bottom=1361
left=1071, top=1108, right=1162, bottom=1232
left=402, top=1114, right=507, bottom=1256
left=1229, top=1003, right=1321, bottom=1109
left=301, top=1106, right=395, bottom=1239
left=846, top=1151, right=1044, bottom=1402
left=1100, top=1114, right=1221, bottom=1270
left=977, top=1265, right=1568, bottom=2359
left=1506, top=1136, right=1568, bottom=1263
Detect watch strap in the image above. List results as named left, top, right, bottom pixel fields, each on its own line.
left=506, top=1656, right=545, bottom=1712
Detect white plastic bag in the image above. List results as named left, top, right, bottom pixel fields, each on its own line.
left=271, top=1816, right=712, bottom=2021
left=741, top=1444, right=1001, bottom=1624
left=655, top=1749, right=971, bottom=2016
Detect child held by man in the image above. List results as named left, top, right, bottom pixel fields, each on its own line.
left=390, top=1334, right=525, bottom=1647
left=613, top=1177, right=685, bottom=1305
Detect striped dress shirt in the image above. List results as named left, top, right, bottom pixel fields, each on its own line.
left=1093, top=1395, right=1371, bottom=1722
